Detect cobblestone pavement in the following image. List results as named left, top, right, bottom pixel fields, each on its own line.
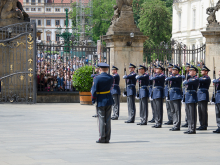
left=0, top=103, right=219, bottom=165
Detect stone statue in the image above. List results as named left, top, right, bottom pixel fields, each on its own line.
left=111, top=5, right=119, bottom=25
left=206, top=0, right=220, bottom=26
left=116, top=0, right=133, bottom=13
left=0, top=0, right=29, bottom=21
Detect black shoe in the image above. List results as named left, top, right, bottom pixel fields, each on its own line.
left=111, top=117, right=118, bottom=120
left=184, top=131, right=189, bottom=134
left=164, top=121, right=173, bottom=125
left=152, top=125, right=156, bottom=128
left=213, top=129, right=220, bottom=133
left=140, top=122, right=147, bottom=125
left=152, top=125, right=161, bottom=128
left=96, top=139, right=105, bottom=143
left=92, top=114, right=98, bottom=118
left=137, top=122, right=141, bottom=125
left=188, top=132, right=196, bottom=134
left=196, top=126, right=207, bottom=130
left=125, top=120, right=134, bottom=123
left=105, top=141, right=109, bottom=143
left=182, top=123, right=188, bottom=127
left=171, top=128, right=180, bottom=131
left=148, top=119, right=155, bottom=123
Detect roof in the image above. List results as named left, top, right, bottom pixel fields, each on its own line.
left=47, top=0, right=90, bottom=3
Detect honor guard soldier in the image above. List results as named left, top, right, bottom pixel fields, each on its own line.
left=91, top=63, right=114, bottom=143
left=136, top=65, right=149, bottom=125
left=164, top=63, right=173, bottom=125
left=149, top=64, right=157, bottom=123
left=182, top=63, right=191, bottom=127
left=166, top=65, right=182, bottom=131
left=123, top=63, right=137, bottom=123
left=150, top=64, right=165, bottom=128
left=197, top=66, right=211, bottom=131
left=111, top=66, right=121, bottom=120
left=212, top=70, right=220, bottom=133
left=183, top=65, right=199, bottom=134
left=91, top=66, right=100, bottom=118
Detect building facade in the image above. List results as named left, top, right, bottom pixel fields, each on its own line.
left=21, top=0, right=73, bottom=44
left=172, top=0, right=220, bottom=47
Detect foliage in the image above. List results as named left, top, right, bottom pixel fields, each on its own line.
left=72, top=65, right=93, bottom=92
left=44, top=51, right=59, bottom=54
left=179, top=65, right=202, bottom=78
left=70, top=2, right=77, bottom=27
left=132, top=0, right=146, bottom=25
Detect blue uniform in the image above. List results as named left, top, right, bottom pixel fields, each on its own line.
left=213, top=78, right=220, bottom=104
left=137, top=73, right=149, bottom=99
left=91, top=73, right=99, bottom=78
left=213, top=78, right=220, bottom=131
left=111, top=73, right=121, bottom=95
left=123, top=71, right=137, bottom=96
left=150, top=73, right=165, bottom=99
left=91, top=72, right=114, bottom=107
left=165, top=73, right=172, bottom=97
left=197, top=75, right=211, bottom=102
left=166, top=74, right=183, bottom=101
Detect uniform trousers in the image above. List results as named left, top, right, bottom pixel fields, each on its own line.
left=166, top=100, right=173, bottom=122
left=150, top=101, right=155, bottom=120
left=198, top=101, right=208, bottom=128
left=127, top=95, right=136, bottom=122
left=112, top=94, right=120, bottom=118
left=170, top=99, right=181, bottom=129
left=97, top=105, right=112, bottom=142
left=185, top=103, right=197, bottom=133
left=139, top=97, right=148, bottom=123
left=153, top=98, right=163, bottom=126
left=215, top=103, right=220, bottom=127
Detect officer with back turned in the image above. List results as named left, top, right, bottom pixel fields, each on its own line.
left=150, top=64, right=165, bottom=128
left=164, top=63, right=173, bottom=125
left=166, top=65, right=182, bottom=131
left=111, top=66, right=121, bottom=120
left=197, top=66, right=211, bottom=131
left=183, top=65, right=199, bottom=134
left=91, top=63, right=114, bottom=143
left=123, top=63, right=137, bottom=123
left=136, top=65, right=149, bottom=125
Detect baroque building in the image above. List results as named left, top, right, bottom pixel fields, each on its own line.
left=172, top=0, right=220, bottom=48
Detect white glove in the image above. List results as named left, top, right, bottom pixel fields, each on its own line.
left=149, top=97, right=153, bottom=101
left=123, top=75, right=126, bottom=79
left=183, top=80, right=187, bottom=84
left=165, top=78, right=168, bottom=81
left=212, top=79, right=216, bottom=82
left=135, top=96, right=140, bottom=100
left=123, top=94, right=127, bottom=97
left=136, top=75, right=139, bottom=79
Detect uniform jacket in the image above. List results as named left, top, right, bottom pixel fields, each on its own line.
left=137, top=73, right=149, bottom=99
left=165, top=72, right=172, bottom=97
left=91, top=72, right=114, bottom=107
left=150, top=73, right=165, bottom=99
left=197, top=75, right=211, bottom=102
left=182, top=74, right=191, bottom=95
left=166, top=74, right=183, bottom=101
left=111, top=73, right=121, bottom=95
left=213, top=78, right=220, bottom=104
left=183, top=75, right=199, bottom=104
left=123, top=71, right=137, bottom=96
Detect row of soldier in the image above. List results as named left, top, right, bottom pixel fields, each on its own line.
left=90, top=62, right=220, bottom=143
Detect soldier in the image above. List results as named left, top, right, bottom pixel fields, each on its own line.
left=150, top=65, right=165, bottom=128
left=91, top=66, right=100, bottom=118
left=91, top=63, right=114, bottom=143
left=111, top=66, right=121, bottom=120
left=136, top=65, right=149, bottom=125
left=123, top=63, right=137, bottom=123
left=148, top=64, right=157, bottom=123
left=166, top=65, right=182, bottom=131
left=183, top=65, right=199, bottom=134
left=182, top=62, right=191, bottom=127
left=197, top=66, right=211, bottom=131
left=212, top=70, right=220, bottom=133
left=164, top=63, right=173, bottom=125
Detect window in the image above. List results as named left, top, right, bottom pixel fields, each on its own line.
left=26, top=8, right=29, bottom=11
left=55, top=20, right=60, bottom=26
left=47, top=34, right=51, bottom=42
left=64, top=20, right=68, bottom=26
left=38, top=0, right=41, bottom=3
left=31, top=20, right=36, bottom=24
left=38, top=20, right=41, bottom=26
left=26, top=0, right=29, bottom=2
left=38, top=34, right=41, bottom=40
left=31, top=8, right=36, bottom=11
left=46, top=20, right=51, bottom=26
left=56, top=35, right=60, bottom=42
left=55, top=8, right=60, bottom=12
left=46, top=8, right=51, bottom=12
left=178, top=12, right=181, bottom=31
left=38, top=8, right=41, bottom=11
left=192, top=9, right=196, bottom=29
left=31, top=0, right=35, bottom=2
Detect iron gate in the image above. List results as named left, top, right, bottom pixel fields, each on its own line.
left=0, top=22, right=36, bottom=103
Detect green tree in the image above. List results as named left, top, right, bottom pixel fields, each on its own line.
left=132, top=0, right=146, bottom=25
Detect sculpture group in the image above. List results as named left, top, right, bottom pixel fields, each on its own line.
left=206, top=0, right=220, bottom=26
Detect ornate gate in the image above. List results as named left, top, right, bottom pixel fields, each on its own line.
left=0, top=23, right=36, bottom=103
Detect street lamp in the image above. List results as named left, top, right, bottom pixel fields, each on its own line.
left=127, top=32, right=134, bottom=46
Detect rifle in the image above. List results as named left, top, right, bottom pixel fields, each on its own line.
left=183, top=67, right=188, bottom=102
left=123, top=63, right=127, bottom=96
left=136, top=63, right=140, bottom=98
left=212, top=57, right=216, bottom=103
left=151, top=62, right=155, bottom=98
left=165, top=56, right=170, bottom=100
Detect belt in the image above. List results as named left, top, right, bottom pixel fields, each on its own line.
left=113, top=84, right=119, bottom=86
left=170, top=87, right=181, bottom=90
left=187, top=90, right=197, bottom=92
left=199, top=88, right=208, bottom=90
left=140, top=86, right=148, bottom=88
left=96, top=91, right=110, bottom=94
left=154, top=86, right=163, bottom=89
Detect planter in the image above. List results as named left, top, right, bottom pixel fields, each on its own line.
left=79, top=92, right=93, bottom=105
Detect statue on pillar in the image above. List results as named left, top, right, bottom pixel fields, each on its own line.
left=206, top=0, right=220, bottom=27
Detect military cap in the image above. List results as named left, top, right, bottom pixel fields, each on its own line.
left=168, top=63, right=173, bottom=68
left=138, top=65, right=147, bottom=70
left=201, top=65, right=210, bottom=72
left=97, top=63, right=109, bottom=68
left=172, top=65, right=181, bottom=72
left=129, top=63, right=136, bottom=68
left=185, top=63, right=190, bottom=67
left=189, top=65, right=198, bottom=72
left=112, top=66, right=119, bottom=70
left=156, top=64, right=165, bottom=71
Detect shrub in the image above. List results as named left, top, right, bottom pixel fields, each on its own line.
left=72, top=65, right=93, bottom=92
